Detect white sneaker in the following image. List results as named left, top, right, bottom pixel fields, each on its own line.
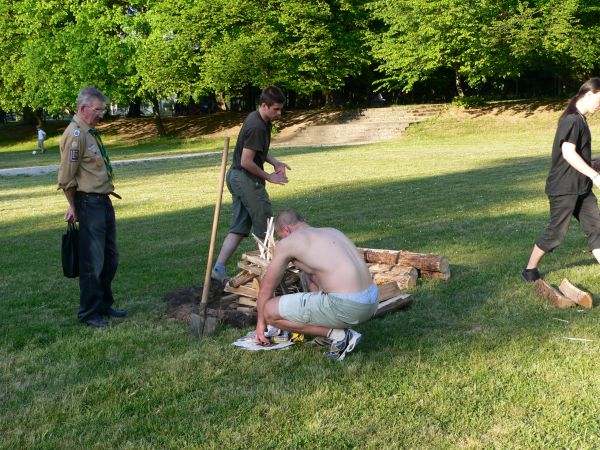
left=325, top=328, right=362, bottom=361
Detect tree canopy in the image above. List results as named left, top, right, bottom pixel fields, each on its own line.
left=0, top=0, right=598, bottom=117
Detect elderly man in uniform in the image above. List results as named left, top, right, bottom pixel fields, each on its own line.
left=256, top=209, right=379, bottom=361
left=57, top=86, right=126, bottom=327
left=211, top=85, right=290, bottom=282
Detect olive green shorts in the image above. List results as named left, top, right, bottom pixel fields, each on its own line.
left=279, top=290, right=378, bottom=329
left=226, top=168, right=273, bottom=238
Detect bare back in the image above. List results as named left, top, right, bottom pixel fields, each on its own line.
left=276, top=226, right=372, bottom=294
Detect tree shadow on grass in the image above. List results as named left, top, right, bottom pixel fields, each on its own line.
left=2, top=150, right=588, bottom=352
left=5, top=150, right=600, bottom=448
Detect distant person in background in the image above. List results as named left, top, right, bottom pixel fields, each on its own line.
left=36, top=125, right=47, bottom=154
left=211, top=85, right=290, bottom=282
left=523, top=78, right=600, bottom=281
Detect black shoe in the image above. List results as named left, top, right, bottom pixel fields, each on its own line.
left=521, top=268, right=541, bottom=282
left=103, top=308, right=127, bottom=318
left=83, top=317, right=109, bottom=327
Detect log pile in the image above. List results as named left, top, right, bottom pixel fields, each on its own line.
left=216, top=246, right=450, bottom=320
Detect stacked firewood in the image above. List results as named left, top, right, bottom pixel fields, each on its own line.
left=220, top=246, right=450, bottom=318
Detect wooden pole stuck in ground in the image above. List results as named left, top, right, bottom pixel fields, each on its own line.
left=190, top=137, right=230, bottom=337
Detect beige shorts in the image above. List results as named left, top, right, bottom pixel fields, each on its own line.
left=279, top=288, right=378, bottom=329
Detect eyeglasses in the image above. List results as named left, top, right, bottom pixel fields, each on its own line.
left=87, top=106, right=106, bottom=114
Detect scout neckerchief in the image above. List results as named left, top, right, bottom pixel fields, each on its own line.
left=88, top=128, right=114, bottom=182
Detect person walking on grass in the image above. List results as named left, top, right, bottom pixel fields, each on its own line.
left=256, top=209, right=378, bottom=361
left=57, top=86, right=126, bottom=327
left=211, top=85, right=290, bottom=282
left=36, top=125, right=47, bottom=154
left=523, top=78, right=600, bottom=281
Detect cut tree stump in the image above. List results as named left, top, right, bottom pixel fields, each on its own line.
left=558, top=279, right=593, bottom=309
left=534, top=279, right=577, bottom=309
left=374, top=294, right=413, bottom=318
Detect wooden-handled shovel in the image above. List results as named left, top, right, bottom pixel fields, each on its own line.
left=190, top=137, right=230, bottom=337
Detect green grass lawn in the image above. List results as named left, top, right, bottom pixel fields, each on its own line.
left=2, top=104, right=600, bottom=448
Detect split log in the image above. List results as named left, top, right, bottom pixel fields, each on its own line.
left=220, top=293, right=240, bottom=302
left=224, top=284, right=259, bottom=298
left=374, top=294, right=413, bottom=318
left=398, top=251, right=449, bottom=273
left=228, top=270, right=258, bottom=288
left=372, top=271, right=417, bottom=290
left=534, top=279, right=577, bottom=309
left=559, top=279, right=593, bottom=309
left=237, top=260, right=264, bottom=276
left=241, top=253, right=270, bottom=269
left=377, top=281, right=403, bottom=302
left=252, top=277, right=261, bottom=291
left=238, top=297, right=257, bottom=308
left=419, top=268, right=451, bottom=281
left=368, top=263, right=394, bottom=273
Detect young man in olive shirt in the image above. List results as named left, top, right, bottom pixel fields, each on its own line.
left=212, top=86, right=290, bottom=281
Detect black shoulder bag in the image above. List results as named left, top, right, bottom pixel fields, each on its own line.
left=61, top=222, right=79, bottom=278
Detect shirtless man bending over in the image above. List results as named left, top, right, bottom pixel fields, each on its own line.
left=256, top=209, right=379, bottom=360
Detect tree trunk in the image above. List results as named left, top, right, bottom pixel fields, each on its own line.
left=215, top=93, right=228, bottom=111
left=454, top=72, right=465, bottom=97
left=150, top=97, right=167, bottom=137
left=126, top=98, right=142, bottom=117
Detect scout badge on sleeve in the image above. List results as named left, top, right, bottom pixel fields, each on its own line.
left=70, top=130, right=80, bottom=162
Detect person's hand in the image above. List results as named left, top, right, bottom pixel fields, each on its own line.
left=255, top=322, right=271, bottom=345
left=267, top=171, right=288, bottom=185
left=64, top=206, right=78, bottom=223
left=593, top=175, right=600, bottom=190
left=274, top=161, right=291, bottom=176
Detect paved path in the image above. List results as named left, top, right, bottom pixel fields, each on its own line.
left=0, top=151, right=221, bottom=177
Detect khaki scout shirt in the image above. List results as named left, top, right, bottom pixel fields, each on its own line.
left=57, top=115, right=114, bottom=194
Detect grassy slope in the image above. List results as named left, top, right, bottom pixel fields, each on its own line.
left=2, top=102, right=600, bottom=448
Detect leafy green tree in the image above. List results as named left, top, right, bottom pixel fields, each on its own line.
left=0, top=0, right=137, bottom=117
left=366, top=0, right=599, bottom=97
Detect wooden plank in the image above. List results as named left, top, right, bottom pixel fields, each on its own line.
left=224, top=284, right=259, bottom=298
left=419, top=268, right=451, bottom=281
left=534, top=279, right=577, bottom=309
left=374, top=294, right=413, bottom=318
left=559, top=279, right=593, bottom=309
left=237, top=296, right=257, bottom=307
left=377, top=281, right=403, bottom=301
left=228, top=270, right=258, bottom=288
left=398, top=251, right=449, bottom=273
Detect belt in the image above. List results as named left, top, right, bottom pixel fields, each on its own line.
left=78, top=191, right=122, bottom=199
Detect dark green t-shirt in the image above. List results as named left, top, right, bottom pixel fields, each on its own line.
left=231, top=110, right=271, bottom=184
left=545, top=113, right=592, bottom=196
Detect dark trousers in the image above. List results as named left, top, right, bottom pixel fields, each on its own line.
left=536, top=191, right=600, bottom=253
left=75, top=192, right=119, bottom=321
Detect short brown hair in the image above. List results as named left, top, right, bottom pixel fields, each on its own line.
left=260, top=85, right=285, bottom=106
left=275, top=208, right=304, bottom=230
